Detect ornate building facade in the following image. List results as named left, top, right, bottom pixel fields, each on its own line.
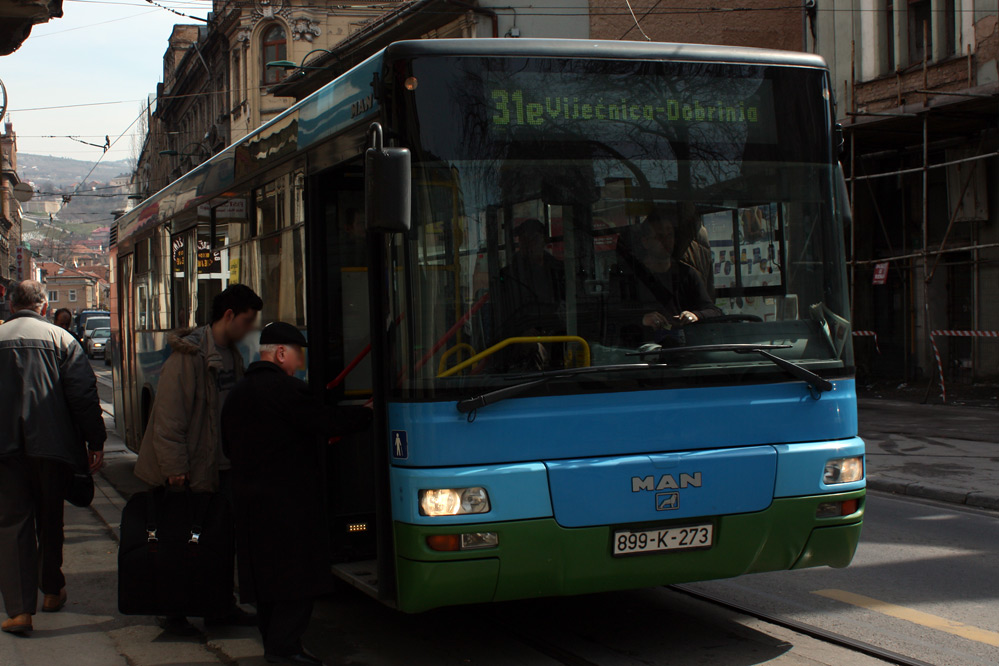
left=134, top=0, right=396, bottom=200
left=1, top=120, right=21, bottom=285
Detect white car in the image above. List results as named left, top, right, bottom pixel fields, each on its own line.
left=87, top=327, right=111, bottom=360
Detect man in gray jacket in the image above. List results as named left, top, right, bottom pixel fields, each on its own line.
left=0, top=280, right=106, bottom=635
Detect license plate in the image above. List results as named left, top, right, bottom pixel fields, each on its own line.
left=612, top=524, right=714, bottom=556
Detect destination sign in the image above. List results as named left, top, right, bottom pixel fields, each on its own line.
left=485, top=72, right=777, bottom=144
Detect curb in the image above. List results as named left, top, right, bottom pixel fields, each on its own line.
left=867, top=476, right=999, bottom=510
left=89, top=472, right=127, bottom=543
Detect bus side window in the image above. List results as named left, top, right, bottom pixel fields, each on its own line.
left=134, top=238, right=151, bottom=331
left=337, top=196, right=370, bottom=395
left=171, top=228, right=197, bottom=329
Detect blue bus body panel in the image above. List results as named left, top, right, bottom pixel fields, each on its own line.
left=387, top=380, right=858, bottom=468
left=545, top=445, right=777, bottom=528
left=390, top=463, right=553, bottom=525
left=773, top=437, right=866, bottom=496
left=298, top=52, right=382, bottom=149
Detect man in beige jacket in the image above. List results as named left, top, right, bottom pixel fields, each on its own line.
left=134, top=283, right=262, bottom=635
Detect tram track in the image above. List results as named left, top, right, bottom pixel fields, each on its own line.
left=497, top=583, right=936, bottom=666
left=669, top=584, right=937, bottom=666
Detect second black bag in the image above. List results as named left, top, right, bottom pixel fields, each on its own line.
left=118, top=487, right=234, bottom=617
left=66, top=471, right=94, bottom=508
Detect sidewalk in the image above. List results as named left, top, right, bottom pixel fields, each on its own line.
left=0, top=408, right=267, bottom=666
left=859, top=398, right=999, bottom=510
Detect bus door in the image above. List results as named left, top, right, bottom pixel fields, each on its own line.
left=307, top=160, right=379, bottom=575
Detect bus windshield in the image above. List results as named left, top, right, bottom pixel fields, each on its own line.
left=390, top=56, right=851, bottom=399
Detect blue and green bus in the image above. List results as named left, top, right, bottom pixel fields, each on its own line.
left=111, top=39, right=865, bottom=613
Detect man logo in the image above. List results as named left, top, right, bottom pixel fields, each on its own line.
left=631, top=472, right=702, bottom=492
left=656, top=492, right=679, bottom=511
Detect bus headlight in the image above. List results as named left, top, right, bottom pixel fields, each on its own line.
left=419, top=487, right=491, bottom=516
left=824, top=456, right=864, bottom=484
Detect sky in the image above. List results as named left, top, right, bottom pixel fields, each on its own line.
left=1, top=0, right=212, bottom=163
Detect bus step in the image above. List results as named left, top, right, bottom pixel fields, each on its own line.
left=332, top=560, right=379, bottom=598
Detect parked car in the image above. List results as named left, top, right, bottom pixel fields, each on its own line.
left=87, top=327, right=111, bottom=360
left=82, top=316, right=110, bottom=342
left=74, top=310, right=109, bottom=340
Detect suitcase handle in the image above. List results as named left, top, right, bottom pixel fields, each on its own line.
left=146, top=485, right=214, bottom=547
left=146, top=488, right=159, bottom=545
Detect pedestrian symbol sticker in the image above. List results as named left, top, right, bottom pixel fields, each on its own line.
left=391, top=430, right=409, bottom=459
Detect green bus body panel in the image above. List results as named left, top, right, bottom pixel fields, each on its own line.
left=792, top=523, right=863, bottom=570
left=394, top=490, right=864, bottom=613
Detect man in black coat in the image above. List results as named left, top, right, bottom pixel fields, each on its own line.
left=221, top=322, right=371, bottom=665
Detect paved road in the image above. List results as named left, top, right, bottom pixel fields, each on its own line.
left=690, top=493, right=999, bottom=666
left=53, top=360, right=995, bottom=665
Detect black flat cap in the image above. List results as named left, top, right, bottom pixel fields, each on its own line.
left=260, top=322, right=308, bottom=347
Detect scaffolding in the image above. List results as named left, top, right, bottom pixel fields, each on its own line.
left=841, top=71, right=999, bottom=396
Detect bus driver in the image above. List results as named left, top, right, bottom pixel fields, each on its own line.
left=615, top=208, right=720, bottom=345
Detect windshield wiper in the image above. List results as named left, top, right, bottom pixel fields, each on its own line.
left=628, top=343, right=833, bottom=395
left=456, top=363, right=667, bottom=414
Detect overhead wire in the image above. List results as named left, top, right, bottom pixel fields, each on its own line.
left=59, top=0, right=983, bottom=13
left=142, top=0, right=208, bottom=21
left=619, top=0, right=664, bottom=40
left=622, top=0, right=651, bottom=41
left=30, top=9, right=162, bottom=37
left=68, top=102, right=151, bottom=200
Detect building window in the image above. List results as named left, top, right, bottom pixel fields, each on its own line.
left=943, top=0, right=955, bottom=57
left=68, top=289, right=77, bottom=303
left=48, top=291, right=58, bottom=301
left=230, top=51, right=240, bottom=108
left=908, top=0, right=931, bottom=64
left=262, top=25, right=287, bottom=85
left=885, top=0, right=895, bottom=72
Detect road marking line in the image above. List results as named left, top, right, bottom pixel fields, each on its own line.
left=813, top=589, right=999, bottom=647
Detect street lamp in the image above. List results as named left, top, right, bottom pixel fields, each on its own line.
left=265, top=60, right=328, bottom=71
left=159, top=142, right=210, bottom=160
left=265, top=49, right=333, bottom=72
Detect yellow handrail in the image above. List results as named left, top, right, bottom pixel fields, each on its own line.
left=437, top=343, right=477, bottom=375
left=437, top=336, right=591, bottom=378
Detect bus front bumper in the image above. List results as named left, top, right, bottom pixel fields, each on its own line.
left=392, top=489, right=864, bottom=613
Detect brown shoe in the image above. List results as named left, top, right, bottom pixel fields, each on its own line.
left=1, top=613, right=32, bottom=634
left=42, top=588, right=67, bottom=613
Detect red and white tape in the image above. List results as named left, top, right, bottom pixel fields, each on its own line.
left=930, top=330, right=999, bottom=338
left=852, top=330, right=880, bottom=354
left=928, top=330, right=999, bottom=403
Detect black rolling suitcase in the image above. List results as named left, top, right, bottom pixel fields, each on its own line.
left=118, top=486, right=234, bottom=617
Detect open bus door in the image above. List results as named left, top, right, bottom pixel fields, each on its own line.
left=306, top=125, right=409, bottom=605
left=306, top=156, right=387, bottom=601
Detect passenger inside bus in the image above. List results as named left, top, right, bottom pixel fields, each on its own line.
left=497, top=218, right=566, bottom=369
left=612, top=208, right=721, bottom=346
left=498, top=219, right=565, bottom=330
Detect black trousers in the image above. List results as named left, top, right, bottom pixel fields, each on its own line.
left=257, top=598, right=314, bottom=656
left=0, top=456, right=72, bottom=617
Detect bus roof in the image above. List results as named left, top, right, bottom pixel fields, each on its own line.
left=116, top=39, right=827, bottom=248
left=384, top=38, right=828, bottom=70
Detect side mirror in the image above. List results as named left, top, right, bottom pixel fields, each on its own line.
left=834, top=123, right=845, bottom=157
left=836, top=162, right=853, bottom=229
left=365, top=123, right=411, bottom=233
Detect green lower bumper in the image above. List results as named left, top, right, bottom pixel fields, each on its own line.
left=393, top=489, right=864, bottom=613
